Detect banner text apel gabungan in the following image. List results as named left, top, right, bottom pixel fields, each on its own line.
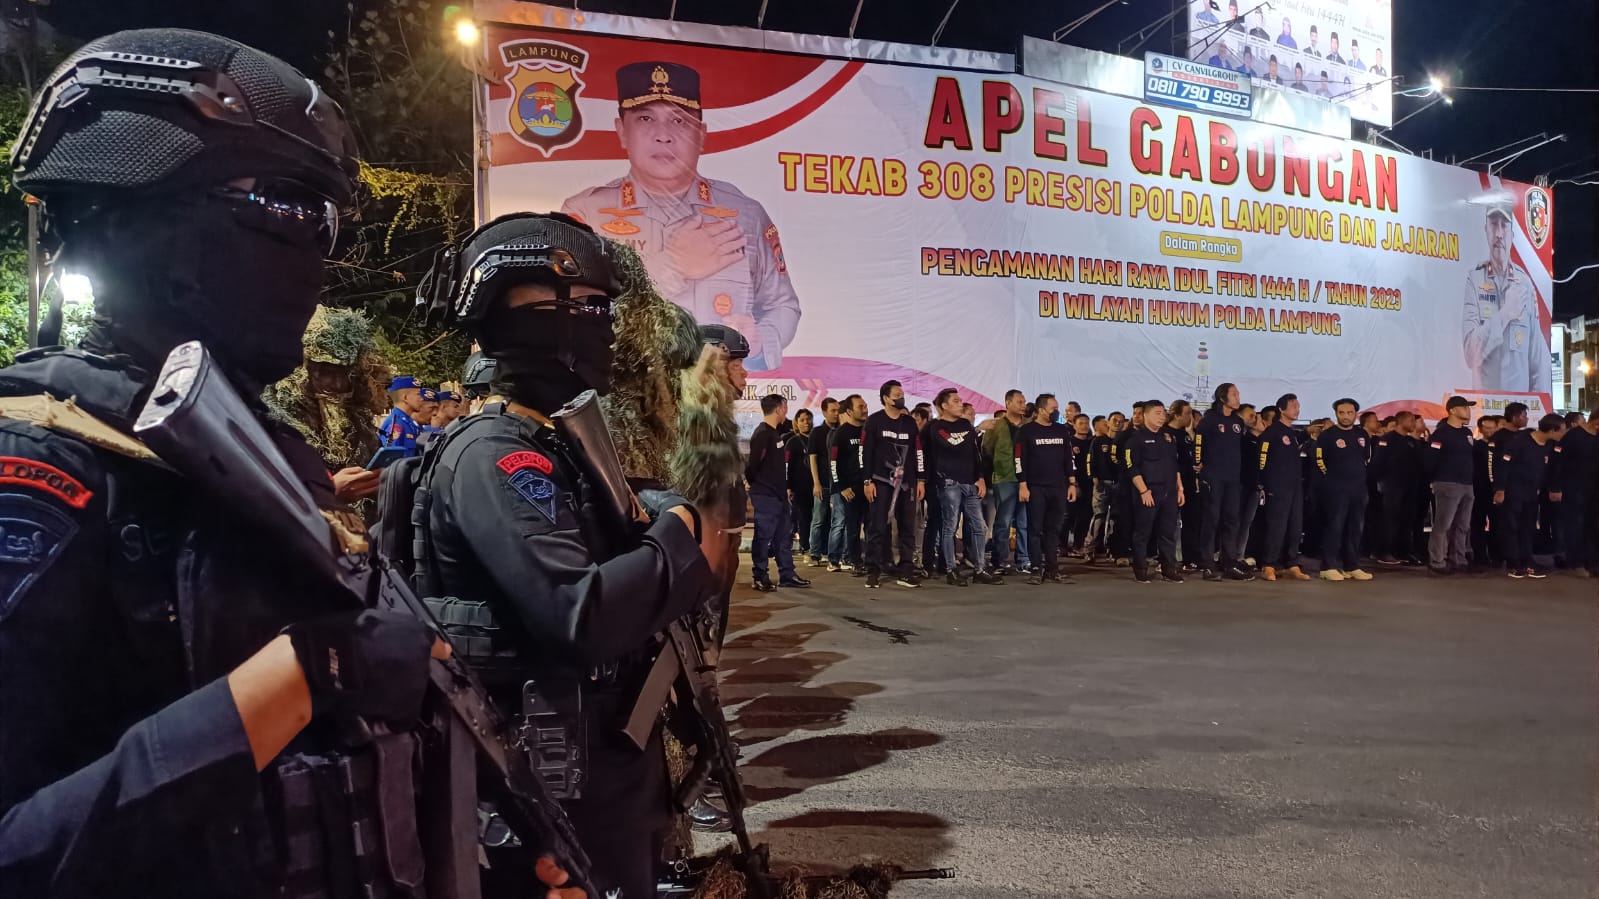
left=477, top=12, right=1553, bottom=420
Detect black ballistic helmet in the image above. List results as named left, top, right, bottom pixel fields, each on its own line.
left=698, top=322, right=750, bottom=360
left=461, top=350, right=496, bottom=397
left=11, top=29, right=358, bottom=208
left=421, top=212, right=621, bottom=327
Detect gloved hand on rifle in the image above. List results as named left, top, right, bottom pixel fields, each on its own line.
left=638, top=488, right=704, bottom=543
left=283, top=610, right=446, bottom=728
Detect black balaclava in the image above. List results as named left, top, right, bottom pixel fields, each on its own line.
left=477, top=293, right=615, bottom=414
left=70, top=193, right=325, bottom=393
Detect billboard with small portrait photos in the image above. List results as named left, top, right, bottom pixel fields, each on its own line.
left=1186, top=0, right=1393, bottom=127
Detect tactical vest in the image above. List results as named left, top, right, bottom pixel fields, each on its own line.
left=0, top=350, right=432, bottom=899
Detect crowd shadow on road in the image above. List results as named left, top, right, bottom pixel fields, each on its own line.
left=758, top=808, right=954, bottom=873
left=743, top=728, right=943, bottom=803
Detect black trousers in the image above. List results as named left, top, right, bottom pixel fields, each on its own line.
left=866, top=485, right=917, bottom=575
left=1179, top=476, right=1202, bottom=564
left=1377, top=478, right=1423, bottom=559
left=1471, top=484, right=1499, bottom=565
left=793, top=487, right=814, bottom=555
left=1498, top=492, right=1540, bottom=571
left=922, top=490, right=944, bottom=569
left=1066, top=493, right=1091, bottom=550
left=1558, top=485, right=1595, bottom=569
left=1132, top=482, right=1180, bottom=574
left=1110, top=480, right=1135, bottom=557
left=1260, top=481, right=1303, bottom=569
left=1199, top=476, right=1242, bottom=570
left=1320, top=482, right=1367, bottom=572
left=1026, top=485, right=1069, bottom=576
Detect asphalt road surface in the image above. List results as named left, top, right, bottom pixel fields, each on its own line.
left=710, top=560, right=1597, bottom=898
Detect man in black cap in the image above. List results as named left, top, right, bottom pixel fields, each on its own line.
left=563, top=61, right=802, bottom=371
left=1126, top=399, right=1185, bottom=583
left=413, top=211, right=714, bottom=899
left=1425, top=396, right=1479, bottom=573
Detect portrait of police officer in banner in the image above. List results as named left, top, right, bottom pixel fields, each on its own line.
left=562, top=61, right=802, bottom=371
left=1462, top=202, right=1550, bottom=396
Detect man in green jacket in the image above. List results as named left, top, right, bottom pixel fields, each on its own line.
left=982, top=389, right=1031, bottom=573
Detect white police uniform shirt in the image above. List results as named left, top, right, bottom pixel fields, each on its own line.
left=1462, top=260, right=1549, bottom=394
left=562, top=175, right=801, bottom=372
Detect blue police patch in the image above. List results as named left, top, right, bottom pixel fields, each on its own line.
left=0, top=492, right=78, bottom=621
left=508, top=470, right=559, bottom=523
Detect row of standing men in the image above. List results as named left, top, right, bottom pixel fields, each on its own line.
left=749, top=385, right=1598, bottom=587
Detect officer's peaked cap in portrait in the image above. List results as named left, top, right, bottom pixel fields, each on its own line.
left=617, top=61, right=702, bottom=112
left=11, top=29, right=358, bottom=207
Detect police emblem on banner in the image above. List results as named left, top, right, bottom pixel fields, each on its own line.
left=501, top=39, right=588, bottom=156
left=1526, top=187, right=1551, bottom=249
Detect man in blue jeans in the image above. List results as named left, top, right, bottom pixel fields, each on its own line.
left=828, top=393, right=869, bottom=572
left=806, top=397, right=840, bottom=566
left=982, top=388, right=1030, bottom=573
left=928, top=388, right=1004, bottom=585
left=747, top=393, right=810, bottom=590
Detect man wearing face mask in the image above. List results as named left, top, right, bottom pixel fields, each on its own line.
left=563, top=62, right=802, bottom=371
left=413, top=212, right=714, bottom=899
left=0, top=30, right=495, bottom=898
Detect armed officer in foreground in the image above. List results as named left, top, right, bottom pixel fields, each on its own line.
left=412, top=212, right=714, bottom=899
left=0, top=29, right=539, bottom=898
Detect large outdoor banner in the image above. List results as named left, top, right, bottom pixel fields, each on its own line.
left=478, top=17, right=1554, bottom=422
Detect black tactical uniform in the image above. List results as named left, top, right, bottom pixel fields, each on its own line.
left=1083, top=430, right=1119, bottom=559
left=1314, top=425, right=1370, bottom=574
left=414, top=213, right=711, bottom=899
left=1490, top=428, right=1553, bottom=575
left=1194, top=407, right=1249, bottom=577
left=1257, top=421, right=1304, bottom=575
left=1126, top=425, right=1183, bottom=580
left=0, top=31, right=439, bottom=898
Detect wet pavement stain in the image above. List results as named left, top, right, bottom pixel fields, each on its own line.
left=840, top=616, right=917, bottom=644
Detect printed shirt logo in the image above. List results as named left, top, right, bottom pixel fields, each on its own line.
left=1359, top=437, right=1367, bottom=447
left=508, top=470, right=559, bottom=523
left=1336, top=439, right=1347, bottom=448
left=1283, top=435, right=1292, bottom=445
left=501, top=39, right=588, bottom=156
left=0, top=493, right=78, bottom=620
left=497, top=450, right=554, bottom=476
left=1430, top=442, right=1442, bottom=449
left=0, top=457, right=93, bottom=508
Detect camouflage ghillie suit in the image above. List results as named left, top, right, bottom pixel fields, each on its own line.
left=264, top=306, right=393, bottom=472
left=602, top=242, right=707, bottom=485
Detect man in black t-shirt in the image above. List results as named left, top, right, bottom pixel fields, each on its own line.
left=1425, top=396, right=1478, bottom=573
left=747, top=394, right=810, bottom=591
left=827, top=394, right=868, bottom=571
left=1126, top=399, right=1185, bottom=582
left=927, top=388, right=1003, bottom=586
left=1314, top=398, right=1373, bottom=581
left=1065, top=414, right=1095, bottom=556
left=1195, top=383, right=1253, bottom=579
left=1016, top=393, right=1080, bottom=584
left=861, top=380, right=926, bottom=588
left=804, top=397, right=839, bottom=567
left=1084, top=412, right=1123, bottom=561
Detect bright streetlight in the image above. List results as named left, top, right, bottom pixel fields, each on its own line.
left=60, top=272, right=94, bottom=306
left=454, top=19, right=479, bottom=46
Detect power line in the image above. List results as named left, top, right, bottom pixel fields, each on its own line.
left=1448, top=85, right=1599, bottom=93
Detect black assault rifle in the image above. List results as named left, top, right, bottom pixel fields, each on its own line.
left=133, top=341, right=596, bottom=899
left=871, top=440, right=911, bottom=518
left=550, top=390, right=772, bottom=897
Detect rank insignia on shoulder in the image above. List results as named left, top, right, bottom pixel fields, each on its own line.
left=498, top=450, right=554, bottom=476
left=0, top=493, right=78, bottom=620
left=0, top=456, right=93, bottom=509
left=508, top=470, right=559, bottom=523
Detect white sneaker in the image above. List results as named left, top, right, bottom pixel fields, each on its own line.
left=1320, top=569, right=1346, bottom=582
left=1347, top=569, right=1373, bottom=581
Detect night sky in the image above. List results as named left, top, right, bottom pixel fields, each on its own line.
left=36, top=0, right=1599, bottom=316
